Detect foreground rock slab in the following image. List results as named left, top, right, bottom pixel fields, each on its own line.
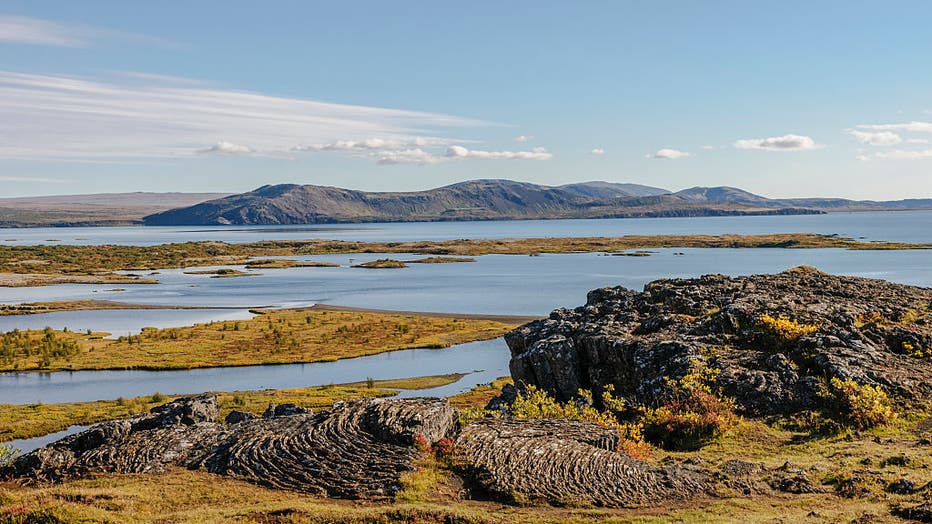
left=507, top=267, right=932, bottom=416
left=456, top=418, right=711, bottom=507
left=2, top=395, right=456, bottom=500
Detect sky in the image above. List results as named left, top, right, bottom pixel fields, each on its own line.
left=1, top=1, right=932, bottom=200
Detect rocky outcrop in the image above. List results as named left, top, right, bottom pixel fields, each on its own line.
left=507, top=267, right=932, bottom=416
left=2, top=396, right=456, bottom=499
left=456, top=418, right=711, bottom=506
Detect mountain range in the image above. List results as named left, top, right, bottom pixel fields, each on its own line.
left=2, top=180, right=929, bottom=228
left=141, top=179, right=932, bottom=226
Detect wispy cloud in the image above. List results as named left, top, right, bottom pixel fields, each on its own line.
left=0, top=175, right=66, bottom=183
left=0, top=71, right=493, bottom=161
left=846, top=129, right=901, bottom=146
left=734, top=134, right=821, bottom=151
left=858, top=149, right=932, bottom=161
left=0, top=15, right=91, bottom=47
left=646, top=148, right=690, bottom=159
left=513, top=135, right=534, bottom=143
left=292, top=137, right=450, bottom=153
left=857, top=121, right=932, bottom=133
left=590, top=148, right=605, bottom=155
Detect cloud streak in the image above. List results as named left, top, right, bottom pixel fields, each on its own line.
left=0, top=71, right=491, bottom=161
left=734, top=134, right=820, bottom=151
left=0, top=15, right=91, bottom=47
left=857, top=121, right=932, bottom=133
left=858, top=149, right=932, bottom=161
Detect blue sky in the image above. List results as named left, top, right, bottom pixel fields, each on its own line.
left=1, top=1, right=932, bottom=199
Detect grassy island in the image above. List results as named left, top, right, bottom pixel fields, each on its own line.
left=0, top=308, right=520, bottom=372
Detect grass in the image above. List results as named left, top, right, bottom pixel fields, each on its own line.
left=0, top=374, right=465, bottom=443
left=0, top=301, right=219, bottom=316
left=449, top=377, right=514, bottom=410
left=0, top=309, right=518, bottom=372
left=1, top=233, right=929, bottom=285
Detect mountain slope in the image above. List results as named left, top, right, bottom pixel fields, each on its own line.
left=675, top=186, right=932, bottom=211
left=558, top=181, right=669, bottom=199
left=143, top=180, right=820, bottom=226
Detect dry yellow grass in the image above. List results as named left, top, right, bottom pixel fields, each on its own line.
left=0, top=309, right=518, bottom=372
left=2, top=385, right=931, bottom=522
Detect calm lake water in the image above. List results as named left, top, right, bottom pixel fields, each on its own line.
left=0, top=213, right=929, bottom=450
left=1, top=210, right=931, bottom=245
left=0, top=338, right=508, bottom=405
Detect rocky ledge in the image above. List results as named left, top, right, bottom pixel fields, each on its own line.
left=2, top=395, right=456, bottom=499
left=507, top=266, right=932, bottom=416
left=2, top=394, right=714, bottom=506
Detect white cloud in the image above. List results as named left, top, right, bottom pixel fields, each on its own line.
left=859, top=149, right=932, bottom=161
left=647, top=148, right=690, bottom=159
left=513, top=135, right=533, bottom=143
left=0, top=15, right=90, bottom=47
left=0, top=71, right=488, bottom=161
left=372, top=145, right=553, bottom=165
left=445, top=145, right=553, bottom=160
left=857, top=121, right=932, bottom=133
left=590, top=148, right=605, bottom=155
left=906, top=138, right=930, bottom=144
left=375, top=148, right=444, bottom=165
left=200, top=141, right=252, bottom=155
left=846, top=130, right=901, bottom=146
left=701, top=145, right=716, bottom=150
left=733, top=134, right=821, bottom=151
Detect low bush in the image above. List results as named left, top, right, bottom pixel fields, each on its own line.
left=821, top=377, right=896, bottom=430
left=640, top=363, right=739, bottom=451
left=758, top=313, right=820, bottom=340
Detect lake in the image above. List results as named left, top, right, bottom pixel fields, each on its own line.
left=1, top=210, right=931, bottom=245
left=0, top=212, right=929, bottom=420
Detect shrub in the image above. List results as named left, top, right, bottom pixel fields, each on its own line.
left=822, top=377, right=896, bottom=430
left=460, top=385, right=651, bottom=458
left=758, top=313, right=820, bottom=340
left=641, top=388, right=738, bottom=451
left=0, top=443, right=17, bottom=467
left=640, top=362, right=739, bottom=451
left=151, top=392, right=167, bottom=403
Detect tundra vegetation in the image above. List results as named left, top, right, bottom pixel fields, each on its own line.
left=1, top=377, right=930, bottom=523
left=0, top=309, right=517, bottom=371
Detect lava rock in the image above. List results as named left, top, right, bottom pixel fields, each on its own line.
left=506, top=267, right=932, bottom=416
left=456, top=418, right=710, bottom=507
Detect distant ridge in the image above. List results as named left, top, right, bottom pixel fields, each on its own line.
left=143, top=179, right=824, bottom=226
left=0, top=192, right=231, bottom=228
